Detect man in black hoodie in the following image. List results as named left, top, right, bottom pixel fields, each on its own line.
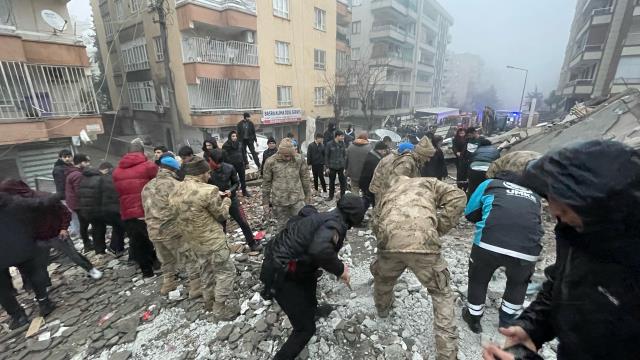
left=306, top=133, right=327, bottom=194
left=223, top=131, right=250, bottom=197
left=261, top=194, right=366, bottom=360
left=483, top=140, right=640, bottom=360
left=52, top=149, right=73, bottom=195
left=237, top=112, right=261, bottom=168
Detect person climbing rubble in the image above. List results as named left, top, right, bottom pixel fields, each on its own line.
left=483, top=140, right=640, bottom=360
left=142, top=154, right=202, bottom=299
left=371, top=175, right=466, bottom=360
left=168, top=156, right=239, bottom=320
left=462, top=170, right=544, bottom=333
left=369, top=137, right=435, bottom=199
left=262, top=138, right=311, bottom=232
left=260, top=194, right=367, bottom=360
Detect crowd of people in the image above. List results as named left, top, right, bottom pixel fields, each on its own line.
left=1, top=112, right=638, bottom=359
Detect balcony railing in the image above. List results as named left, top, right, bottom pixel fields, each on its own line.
left=0, top=61, right=98, bottom=121
left=625, top=33, right=640, bottom=46
left=337, top=31, right=350, bottom=45
left=567, top=78, right=594, bottom=86
left=183, top=38, right=258, bottom=66
left=584, top=44, right=604, bottom=52
left=371, top=24, right=415, bottom=39
left=175, top=0, right=256, bottom=13
left=188, top=78, right=260, bottom=112
left=592, top=7, right=613, bottom=16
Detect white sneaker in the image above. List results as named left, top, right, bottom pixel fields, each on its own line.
left=88, top=268, right=103, bottom=280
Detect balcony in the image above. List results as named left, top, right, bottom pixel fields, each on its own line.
left=370, top=24, right=415, bottom=46
left=373, top=52, right=413, bottom=68
left=371, top=0, right=417, bottom=21
left=625, top=33, right=640, bottom=46
left=188, top=77, right=260, bottom=113
left=176, top=0, right=257, bottom=31
left=337, top=0, right=352, bottom=26
left=577, top=7, right=613, bottom=38
left=569, top=43, right=603, bottom=68
left=563, top=78, right=594, bottom=95
left=182, top=38, right=258, bottom=66
left=176, top=0, right=256, bottom=13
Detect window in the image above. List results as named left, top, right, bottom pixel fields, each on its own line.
left=314, top=87, right=326, bottom=105
left=349, top=98, right=360, bottom=109
left=615, top=56, right=640, bottom=81
left=103, top=14, right=115, bottom=40
left=275, top=41, right=290, bottom=64
left=337, top=50, right=349, bottom=71
left=154, top=37, right=164, bottom=61
left=114, top=0, right=124, bottom=20
left=277, top=86, right=292, bottom=107
left=351, top=47, right=360, bottom=60
left=121, top=38, right=150, bottom=71
left=314, top=49, right=326, bottom=70
left=352, top=21, right=361, bottom=34
left=314, top=8, right=326, bottom=31
left=273, top=0, right=289, bottom=19
left=128, top=81, right=156, bottom=111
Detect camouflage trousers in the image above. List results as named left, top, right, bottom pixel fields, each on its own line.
left=272, top=201, right=305, bottom=233
left=154, top=238, right=199, bottom=281
left=370, top=252, right=458, bottom=360
left=191, top=244, right=236, bottom=304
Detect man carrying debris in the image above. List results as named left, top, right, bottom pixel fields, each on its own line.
left=142, top=154, right=201, bottom=298
left=369, top=137, right=435, bottom=198
left=169, top=157, right=239, bottom=320
left=260, top=194, right=367, bottom=360
left=483, top=140, right=640, bottom=360
left=371, top=176, right=466, bottom=360
left=462, top=171, right=544, bottom=333
left=262, top=138, right=311, bottom=232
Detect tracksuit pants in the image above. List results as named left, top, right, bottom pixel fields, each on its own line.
left=274, top=277, right=318, bottom=360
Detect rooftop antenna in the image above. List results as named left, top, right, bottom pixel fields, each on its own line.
left=41, top=9, right=68, bottom=34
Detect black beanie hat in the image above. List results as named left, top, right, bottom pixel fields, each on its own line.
left=337, top=193, right=366, bottom=227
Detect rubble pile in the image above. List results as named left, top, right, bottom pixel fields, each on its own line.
left=0, top=186, right=560, bottom=360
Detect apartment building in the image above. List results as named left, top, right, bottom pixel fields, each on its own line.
left=0, top=0, right=102, bottom=186
left=348, top=0, right=452, bottom=127
left=557, top=0, right=640, bottom=109
left=256, top=0, right=338, bottom=140
left=441, top=52, right=484, bottom=109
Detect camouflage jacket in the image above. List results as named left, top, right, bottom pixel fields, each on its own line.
left=141, top=168, right=181, bottom=242
left=486, top=151, right=541, bottom=179
left=373, top=176, right=466, bottom=254
left=168, top=176, right=231, bottom=251
left=369, top=151, right=420, bottom=196
left=262, top=153, right=311, bottom=207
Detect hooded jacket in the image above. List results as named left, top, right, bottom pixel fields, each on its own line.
left=421, top=146, right=447, bottom=179
left=64, top=166, right=84, bottom=211
left=373, top=176, right=466, bottom=254
left=222, top=131, right=244, bottom=165
left=345, top=139, right=372, bottom=181
left=77, top=168, right=103, bottom=218
left=208, top=162, right=240, bottom=198
left=52, top=158, right=72, bottom=194
left=307, top=141, right=325, bottom=166
left=112, top=152, right=158, bottom=220
left=516, top=140, right=640, bottom=359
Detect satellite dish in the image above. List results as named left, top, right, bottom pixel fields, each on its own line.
left=41, top=9, right=67, bottom=32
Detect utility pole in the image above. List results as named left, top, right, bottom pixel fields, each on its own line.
left=155, top=0, right=183, bottom=148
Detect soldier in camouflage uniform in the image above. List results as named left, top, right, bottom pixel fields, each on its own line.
left=369, top=137, right=436, bottom=198
left=485, top=150, right=541, bottom=179
left=371, top=176, right=466, bottom=360
left=168, top=157, right=239, bottom=320
left=262, top=138, right=311, bottom=232
left=141, top=155, right=201, bottom=298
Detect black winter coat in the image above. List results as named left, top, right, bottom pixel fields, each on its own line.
left=261, top=148, right=278, bottom=175
left=100, top=172, right=121, bottom=215
left=421, top=148, right=448, bottom=179
left=77, top=169, right=103, bottom=218
left=0, top=192, right=59, bottom=269
left=324, top=140, right=346, bottom=170
left=307, top=142, right=325, bottom=166
left=208, top=163, right=239, bottom=198
left=323, top=128, right=335, bottom=146
left=265, top=207, right=347, bottom=279
left=236, top=119, right=257, bottom=142
left=359, top=150, right=383, bottom=192
left=222, top=140, right=244, bottom=166
left=52, top=159, right=71, bottom=194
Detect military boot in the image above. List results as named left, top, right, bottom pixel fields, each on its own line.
left=211, top=299, right=240, bottom=321
left=188, top=278, right=203, bottom=299
left=160, top=274, right=177, bottom=296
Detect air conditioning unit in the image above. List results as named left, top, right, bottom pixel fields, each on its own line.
left=244, top=31, right=255, bottom=44
left=156, top=105, right=165, bottom=114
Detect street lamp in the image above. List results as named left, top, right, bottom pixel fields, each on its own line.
left=506, top=65, right=529, bottom=113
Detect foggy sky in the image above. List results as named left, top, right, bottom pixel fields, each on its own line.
left=67, top=0, right=577, bottom=110
left=446, top=0, right=577, bottom=110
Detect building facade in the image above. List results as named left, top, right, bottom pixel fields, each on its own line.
left=441, top=52, right=484, bottom=110
left=557, top=0, right=640, bottom=109
left=0, top=0, right=102, bottom=187
left=348, top=0, right=452, bottom=127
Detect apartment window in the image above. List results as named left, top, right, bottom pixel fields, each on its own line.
left=154, top=37, right=164, bottom=61
left=275, top=41, right=290, bottom=64
left=314, top=49, right=326, bottom=70
left=103, top=14, right=115, bottom=40
left=128, top=81, right=156, bottom=111
left=615, top=56, right=640, bottom=81
left=121, top=38, right=150, bottom=71
left=277, top=86, right=292, bottom=107
left=350, top=98, right=360, bottom=109
left=314, top=87, right=326, bottom=105
left=352, top=21, right=361, bottom=34
left=314, top=8, right=326, bottom=31
left=273, top=0, right=289, bottom=19
left=351, top=47, right=360, bottom=60
left=337, top=50, right=348, bottom=71
left=114, top=0, right=124, bottom=20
